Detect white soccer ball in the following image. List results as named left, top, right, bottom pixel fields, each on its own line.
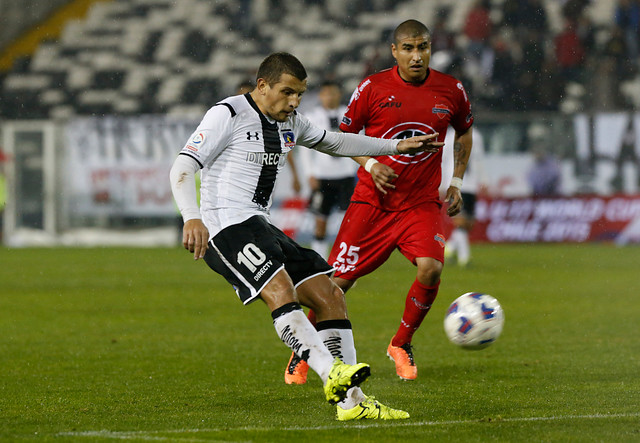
left=444, top=292, right=504, bottom=350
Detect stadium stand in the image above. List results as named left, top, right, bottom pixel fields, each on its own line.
left=0, top=0, right=636, bottom=119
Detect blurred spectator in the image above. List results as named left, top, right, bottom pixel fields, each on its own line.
left=502, top=0, right=548, bottom=34
left=604, top=26, right=630, bottom=69
left=517, top=29, right=547, bottom=110
left=528, top=143, right=561, bottom=197
left=431, top=7, right=456, bottom=53
left=554, top=18, right=586, bottom=86
left=464, top=0, right=493, bottom=60
left=614, top=0, right=640, bottom=60
left=490, top=33, right=519, bottom=110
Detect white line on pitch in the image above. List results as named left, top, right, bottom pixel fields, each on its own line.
left=56, top=412, right=640, bottom=440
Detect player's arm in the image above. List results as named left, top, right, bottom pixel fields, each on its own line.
left=169, top=154, right=209, bottom=260
left=445, top=128, right=473, bottom=216
left=286, top=151, right=301, bottom=194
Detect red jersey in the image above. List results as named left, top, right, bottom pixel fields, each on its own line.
left=340, top=66, right=473, bottom=211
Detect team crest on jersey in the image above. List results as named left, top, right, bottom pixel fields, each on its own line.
left=282, top=131, right=295, bottom=148
left=432, top=104, right=451, bottom=119
left=434, top=233, right=446, bottom=247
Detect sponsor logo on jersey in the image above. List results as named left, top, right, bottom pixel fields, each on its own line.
left=342, top=116, right=352, bottom=126
left=379, top=95, right=402, bottom=109
left=281, top=131, right=295, bottom=148
left=382, top=122, right=439, bottom=165
left=191, top=132, right=205, bottom=145
left=254, top=259, right=273, bottom=281
left=246, top=152, right=288, bottom=167
left=185, top=132, right=205, bottom=152
left=349, top=79, right=371, bottom=103
left=434, top=233, right=446, bottom=247
left=457, top=82, right=468, bottom=102
left=411, top=296, right=433, bottom=310
left=432, top=104, right=451, bottom=118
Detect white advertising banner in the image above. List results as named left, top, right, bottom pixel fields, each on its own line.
left=65, top=116, right=197, bottom=216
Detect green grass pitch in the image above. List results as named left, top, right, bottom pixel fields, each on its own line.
left=1, top=244, right=639, bottom=441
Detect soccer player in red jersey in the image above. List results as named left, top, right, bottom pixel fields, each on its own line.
left=285, top=19, right=473, bottom=382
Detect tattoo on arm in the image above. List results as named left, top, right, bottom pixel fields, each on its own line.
left=453, top=138, right=472, bottom=179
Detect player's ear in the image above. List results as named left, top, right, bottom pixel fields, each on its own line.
left=256, top=78, right=269, bottom=95
left=391, top=43, right=398, bottom=60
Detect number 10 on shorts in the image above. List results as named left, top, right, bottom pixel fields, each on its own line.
left=237, top=243, right=267, bottom=272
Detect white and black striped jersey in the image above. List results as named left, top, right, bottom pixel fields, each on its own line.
left=176, top=93, right=400, bottom=238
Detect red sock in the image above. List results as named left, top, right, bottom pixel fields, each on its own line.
left=391, top=279, right=440, bottom=347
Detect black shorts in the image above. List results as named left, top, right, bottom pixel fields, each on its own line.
left=309, top=177, right=355, bottom=218
left=460, top=192, right=477, bottom=217
left=204, top=215, right=334, bottom=305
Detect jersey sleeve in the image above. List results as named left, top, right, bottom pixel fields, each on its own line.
left=449, top=80, right=474, bottom=133
left=339, top=78, right=372, bottom=134
left=294, top=111, right=328, bottom=148
left=179, top=104, right=234, bottom=168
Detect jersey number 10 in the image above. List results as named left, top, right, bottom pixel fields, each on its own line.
left=237, top=243, right=267, bottom=272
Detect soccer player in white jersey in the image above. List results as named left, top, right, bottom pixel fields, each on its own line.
left=170, top=52, right=443, bottom=420
left=440, top=127, right=486, bottom=267
left=298, top=80, right=358, bottom=258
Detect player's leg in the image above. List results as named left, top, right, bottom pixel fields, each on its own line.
left=388, top=203, right=445, bottom=380
left=309, top=180, right=332, bottom=259
left=259, top=271, right=368, bottom=404
left=449, top=192, right=476, bottom=267
left=285, top=275, right=352, bottom=385
left=311, top=215, right=329, bottom=258
left=261, top=270, right=337, bottom=382
left=387, top=257, right=442, bottom=378
left=296, top=274, right=408, bottom=420
left=205, top=215, right=369, bottom=404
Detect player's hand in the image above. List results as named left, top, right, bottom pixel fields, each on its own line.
left=396, top=133, right=443, bottom=155
left=445, top=186, right=463, bottom=216
left=370, top=162, right=398, bottom=194
left=183, top=219, right=209, bottom=260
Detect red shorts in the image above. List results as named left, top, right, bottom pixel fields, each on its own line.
left=328, top=201, right=446, bottom=281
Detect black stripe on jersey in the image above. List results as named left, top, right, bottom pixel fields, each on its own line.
left=178, top=152, right=203, bottom=169
left=214, top=102, right=237, bottom=117
left=246, top=94, right=282, bottom=208
left=308, top=130, right=327, bottom=150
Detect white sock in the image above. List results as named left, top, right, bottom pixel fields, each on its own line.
left=455, top=229, right=471, bottom=264
left=317, top=321, right=366, bottom=409
left=311, top=238, right=328, bottom=259
left=272, top=304, right=334, bottom=382
left=449, top=229, right=461, bottom=251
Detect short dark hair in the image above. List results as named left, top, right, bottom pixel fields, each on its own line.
left=256, top=52, right=307, bottom=86
left=393, top=19, right=431, bottom=44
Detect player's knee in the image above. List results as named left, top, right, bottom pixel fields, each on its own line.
left=316, top=284, right=347, bottom=315
left=417, top=259, right=443, bottom=286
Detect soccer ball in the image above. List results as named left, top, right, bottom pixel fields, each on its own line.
left=444, top=292, right=504, bottom=350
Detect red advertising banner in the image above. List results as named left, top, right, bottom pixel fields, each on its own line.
left=470, top=195, right=640, bottom=244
